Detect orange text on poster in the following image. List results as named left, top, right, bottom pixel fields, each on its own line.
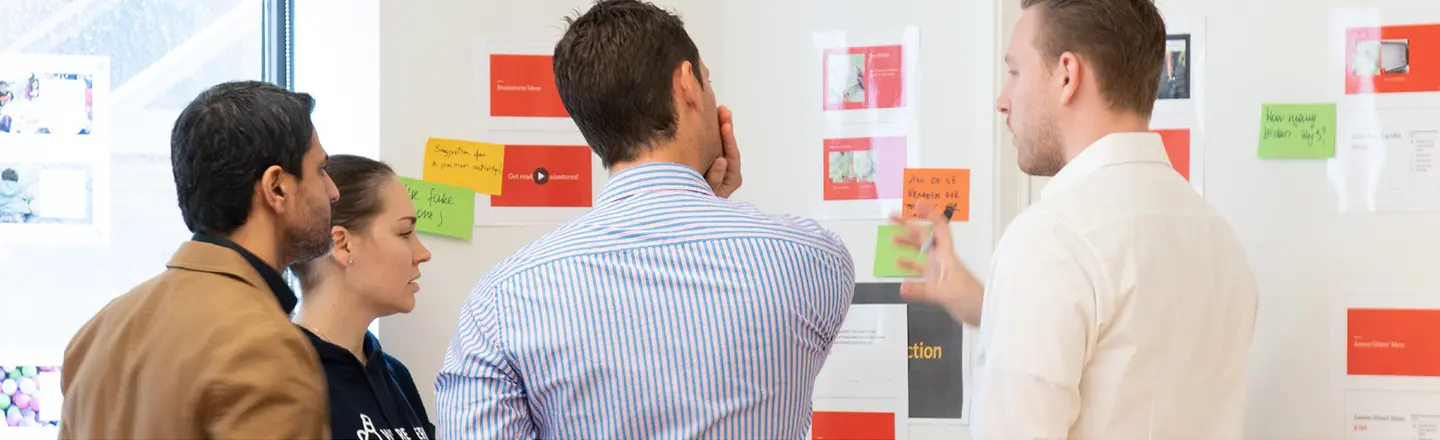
left=1154, top=129, right=1191, bottom=181
left=901, top=168, right=970, bottom=220
left=1348, top=308, right=1440, bottom=377
left=811, top=411, right=895, bottom=440
left=491, top=54, right=569, bottom=118
left=1344, top=23, right=1440, bottom=94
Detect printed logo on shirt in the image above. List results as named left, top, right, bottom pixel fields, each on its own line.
left=355, top=414, right=429, bottom=440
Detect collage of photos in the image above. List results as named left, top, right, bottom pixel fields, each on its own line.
left=0, top=54, right=109, bottom=245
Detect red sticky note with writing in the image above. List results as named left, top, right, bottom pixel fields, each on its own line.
left=901, top=168, right=970, bottom=220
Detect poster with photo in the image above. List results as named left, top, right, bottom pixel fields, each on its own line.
left=1158, top=35, right=1190, bottom=100
left=0, top=158, right=109, bottom=244
left=0, top=54, right=109, bottom=138
left=814, top=27, right=921, bottom=126
left=814, top=124, right=920, bottom=220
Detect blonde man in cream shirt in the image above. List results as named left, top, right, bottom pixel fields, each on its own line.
left=891, top=0, right=1259, bottom=438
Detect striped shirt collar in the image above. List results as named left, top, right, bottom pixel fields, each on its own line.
left=597, top=162, right=715, bottom=204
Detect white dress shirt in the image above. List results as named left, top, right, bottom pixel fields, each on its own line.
left=970, top=132, right=1259, bottom=440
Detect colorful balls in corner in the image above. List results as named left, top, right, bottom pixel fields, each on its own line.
left=0, top=365, right=59, bottom=427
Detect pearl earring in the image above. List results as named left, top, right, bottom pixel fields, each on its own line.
left=347, top=257, right=354, bottom=264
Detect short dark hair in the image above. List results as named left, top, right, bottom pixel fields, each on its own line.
left=290, top=154, right=396, bottom=290
left=1021, top=0, right=1166, bottom=116
left=1, top=168, right=16, bottom=181
left=553, top=0, right=704, bottom=167
left=171, top=80, right=317, bottom=235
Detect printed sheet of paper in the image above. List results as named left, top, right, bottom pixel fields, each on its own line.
left=473, top=38, right=577, bottom=133
left=1330, top=106, right=1440, bottom=212
left=0, top=54, right=112, bottom=245
left=1258, top=103, right=1337, bottom=158
left=812, top=287, right=909, bottom=440
left=1345, top=293, right=1440, bottom=440
left=900, top=169, right=970, bottom=220
left=874, top=225, right=925, bottom=278
left=422, top=138, right=505, bottom=195
left=397, top=177, right=474, bottom=240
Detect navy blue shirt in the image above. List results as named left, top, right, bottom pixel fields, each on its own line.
left=299, top=328, right=435, bottom=440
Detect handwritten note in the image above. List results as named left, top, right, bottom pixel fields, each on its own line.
left=901, top=168, right=971, bottom=220
left=422, top=138, right=506, bottom=195
left=398, top=177, right=474, bottom=240
left=1258, top=103, right=1337, bottom=158
left=874, top=225, right=926, bottom=277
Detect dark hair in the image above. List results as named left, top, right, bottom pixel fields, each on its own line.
left=289, top=154, right=396, bottom=290
left=1021, top=0, right=1166, bottom=116
left=553, top=0, right=704, bottom=167
left=171, top=81, right=317, bottom=235
left=1, top=168, right=16, bottom=181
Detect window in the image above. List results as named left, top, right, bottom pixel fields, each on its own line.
left=0, top=0, right=285, bottom=429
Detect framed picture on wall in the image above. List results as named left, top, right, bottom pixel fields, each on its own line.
left=1158, top=34, right=1190, bottom=100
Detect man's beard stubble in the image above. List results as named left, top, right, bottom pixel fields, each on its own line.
left=1016, top=118, right=1066, bottom=177
left=282, top=196, right=333, bottom=265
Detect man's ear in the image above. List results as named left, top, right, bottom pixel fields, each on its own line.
left=1058, top=51, right=1081, bottom=105
left=257, top=165, right=288, bottom=213
left=674, top=61, right=701, bottom=111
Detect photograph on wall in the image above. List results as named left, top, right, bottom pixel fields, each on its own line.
left=0, top=158, right=108, bottom=244
left=473, top=38, right=577, bottom=133
left=0, top=54, right=108, bottom=137
left=1158, top=34, right=1190, bottom=100
left=1343, top=22, right=1440, bottom=95
left=814, top=27, right=921, bottom=125
left=824, top=136, right=907, bottom=201
left=0, top=365, right=61, bottom=428
left=814, top=122, right=920, bottom=220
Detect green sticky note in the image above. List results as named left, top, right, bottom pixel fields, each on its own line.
left=1258, top=103, right=1337, bottom=158
left=398, top=176, right=474, bottom=240
left=874, top=225, right=926, bottom=278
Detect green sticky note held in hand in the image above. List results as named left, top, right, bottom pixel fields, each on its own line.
left=1258, top=103, right=1337, bottom=159
left=874, top=224, right=926, bottom=278
left=398, top=176, right=475, bottom=240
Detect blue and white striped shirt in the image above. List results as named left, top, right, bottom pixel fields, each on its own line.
left=436, top=162, right=855, bottom=439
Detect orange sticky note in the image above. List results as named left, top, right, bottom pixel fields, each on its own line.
left=422, top=138, right=505, bottom=195
left=901, top=168, right=970, bottom=220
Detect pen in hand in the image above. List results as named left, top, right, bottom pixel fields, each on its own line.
left=917, top=203, right=958, bottom=256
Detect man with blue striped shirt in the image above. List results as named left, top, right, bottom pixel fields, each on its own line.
left=435, top=1, right=856, bottom=438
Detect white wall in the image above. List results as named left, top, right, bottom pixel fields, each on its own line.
left=376, top=0, right=1010, bottom=438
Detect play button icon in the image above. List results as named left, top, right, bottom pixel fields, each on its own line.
left=532, top=168, right=550, bottom=185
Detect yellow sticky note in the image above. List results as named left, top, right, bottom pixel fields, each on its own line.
left=422, top=138, right=505, bottom=195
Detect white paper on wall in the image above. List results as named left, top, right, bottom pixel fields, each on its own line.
left=812, top=27, right=922, bottom=220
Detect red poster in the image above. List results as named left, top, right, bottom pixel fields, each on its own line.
left=490, top=54, right=569, bottom=118
left=1153, top=129, right=1191, bottom=181
left=1348, top=308, right=1440, bottom=377
left=823, top=136, right=908, bottom=200
left=811, top=411, right=895, bottom=440
left=822, top=45, right=905, bottom=110
left=1344, top=23, right=1440, bottom=94
left=489, top=145, right=592, bottom=207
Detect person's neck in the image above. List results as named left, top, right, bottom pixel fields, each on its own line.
left=1061, top=111, right=1151, bottom=162
left=609, top=139, right=709, bottom=176
left=220, top=223, right=287, bottom=270
left=293, top=283, right=375, bottom=364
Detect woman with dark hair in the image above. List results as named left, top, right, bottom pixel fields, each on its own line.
left=290, top=154, right=435, bottom=440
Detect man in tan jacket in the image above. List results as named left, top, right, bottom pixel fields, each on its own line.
left=60, top=81, right=339, bottom=439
